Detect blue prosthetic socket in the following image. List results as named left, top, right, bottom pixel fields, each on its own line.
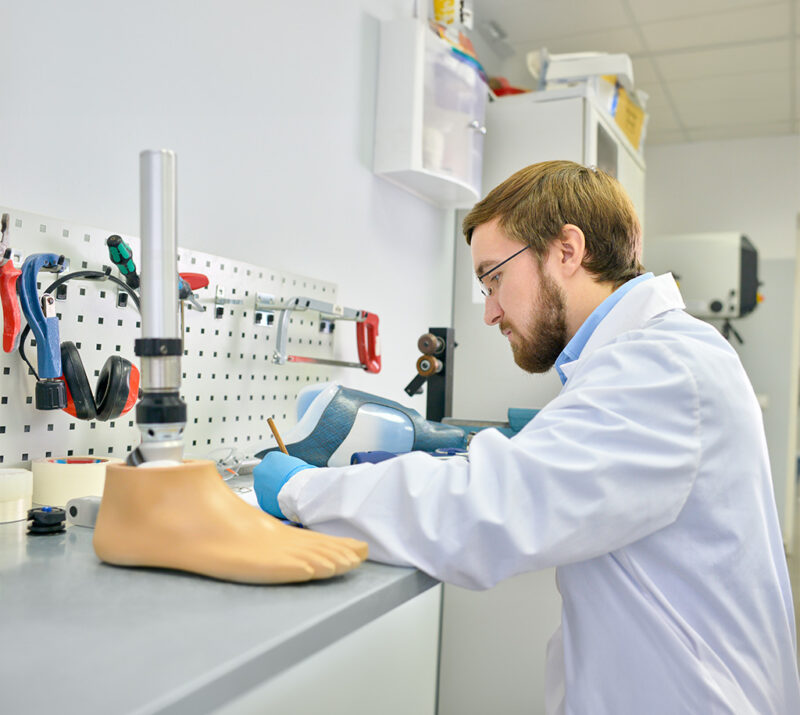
left=255, top=384, right=467, bottom=467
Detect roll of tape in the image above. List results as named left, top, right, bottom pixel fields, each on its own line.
left=0, top=469, right=33, bottom=523
left=32, top=457, right=123, bottom=508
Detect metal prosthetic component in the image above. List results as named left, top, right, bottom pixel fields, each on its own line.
left=130, top=150, right=187, bottom=465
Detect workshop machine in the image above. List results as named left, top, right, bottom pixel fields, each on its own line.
left=644, top=232, right=760, bottom=329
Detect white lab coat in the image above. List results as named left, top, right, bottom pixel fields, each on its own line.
left=279, top=274, right=800, bottom=714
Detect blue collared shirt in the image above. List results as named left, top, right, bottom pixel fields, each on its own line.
left=554, top=273, right=654, bottom=384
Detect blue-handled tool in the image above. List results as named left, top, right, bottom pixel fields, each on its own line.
left=18, top=252, right=68, bottom=409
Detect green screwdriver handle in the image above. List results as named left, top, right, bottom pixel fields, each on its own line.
left=106, top=235, right=140, bottom=289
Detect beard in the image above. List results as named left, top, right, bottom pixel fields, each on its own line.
left=501, top=270, right=567, bottom=374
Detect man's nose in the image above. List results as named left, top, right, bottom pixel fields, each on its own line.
left=483, top=295, right=502, bottom=326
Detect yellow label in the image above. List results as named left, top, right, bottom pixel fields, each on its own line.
left=614, top=87, right=646, bottom=150
left=433, top=0, right=458, bottom=25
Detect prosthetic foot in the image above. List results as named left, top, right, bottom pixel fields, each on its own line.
left=93, top=460, right=368, bottom=584
left=257, top=382, right=467, bottom=467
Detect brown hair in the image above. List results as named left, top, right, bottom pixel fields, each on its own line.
left=463, top=160, right=643, bottom=286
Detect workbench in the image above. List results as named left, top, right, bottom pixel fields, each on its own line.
left=0, top=515, right=440, bottom=714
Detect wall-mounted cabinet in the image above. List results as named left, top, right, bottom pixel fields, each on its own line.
left=374, top=19, right=488, bottom=208
left=481, top=85, right=646, bottom=222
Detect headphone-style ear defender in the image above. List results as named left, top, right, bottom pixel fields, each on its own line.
left=60, top=341, right=140, bottom=421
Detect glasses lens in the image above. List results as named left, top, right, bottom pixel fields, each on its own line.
left=476, top=276, right=489, bottom=297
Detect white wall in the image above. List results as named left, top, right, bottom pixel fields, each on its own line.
left=644, top=134, right=800, bottom=543
left=644, top=135, right=800, bottom=260
left=0, top=0, right=454, bottom=405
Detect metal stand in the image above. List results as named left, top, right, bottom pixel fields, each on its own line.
left=127, top=150, right=187, bottom=465
left=404, top=326, right=455, bottom=422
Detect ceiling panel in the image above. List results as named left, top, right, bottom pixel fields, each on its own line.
left=687, top=121, right=795, bottom=141
left=645, top=128, right=689, bottom=145
left=511, top=26, right=644, bottom=56
left=677, top=94, right=791, bottom=126
left=647, top=106, right=683, bottom=132
left=472, top=0, right=797, bottom=145
left=635, top=81, right=671, bottom=108
left=473, top=0, right=631, bottom=45
left=626, top=0, right=783, bottom=25
left=631, top=56, right=660, bottom=84
left=667, top=70, right=790, bottom=105
left=652, top=40, right=791, bottom=81
left=640, top=3, right=789, bottom=53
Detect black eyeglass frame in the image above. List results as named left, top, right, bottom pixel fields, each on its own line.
left=476, top=245, right=530, bottom=297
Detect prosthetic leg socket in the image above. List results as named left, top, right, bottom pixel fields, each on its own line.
left=257, top=383, right=467, bottom=467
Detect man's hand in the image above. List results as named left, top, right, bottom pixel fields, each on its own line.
left=253, top=452, right=316, bottom=519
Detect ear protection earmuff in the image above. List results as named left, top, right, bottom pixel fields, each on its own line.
left=60, top=341, right=140, bottom=421
left=17, top=263, right=142, bottom=421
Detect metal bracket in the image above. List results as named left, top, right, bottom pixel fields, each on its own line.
left=214, top=285, right=244, bottom=319
left=254, top=292, right=275, bottom=327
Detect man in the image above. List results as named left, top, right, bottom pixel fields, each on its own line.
left=255, top=160, right=800, bottom=714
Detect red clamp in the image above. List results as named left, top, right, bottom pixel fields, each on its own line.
left=356, top=312, right=381, bottom=374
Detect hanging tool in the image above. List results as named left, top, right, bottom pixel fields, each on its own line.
left=271, top=296, right=381, bottom=373
left=107, top=234, right=207, bottom=311
left=0, top=213, right=22, bottom=353
left=178, top=272, right=208, bottom=311
left=106, top=235, right=140, bottom=289
left=18, top=252, right=68, bottom=409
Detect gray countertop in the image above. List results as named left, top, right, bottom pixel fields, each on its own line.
left=0, top=511, right=437, bottom=715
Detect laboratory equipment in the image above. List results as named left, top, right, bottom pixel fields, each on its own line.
left=644, top=232, right=759, bottom=320
left=404, top=326, right=455, bottom=421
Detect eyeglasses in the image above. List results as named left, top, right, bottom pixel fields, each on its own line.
left=476, top=245, right=530, bottom=297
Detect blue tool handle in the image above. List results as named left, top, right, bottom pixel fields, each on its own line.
left=19, top=253, right=62, bottom=379
left=178, top=275, right=190, bottom=299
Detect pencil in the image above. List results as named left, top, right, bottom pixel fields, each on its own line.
left=267, top=417, right=289, bottom=455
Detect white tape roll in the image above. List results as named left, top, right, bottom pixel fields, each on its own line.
left=0, top=469, right=33, bottom=523
left=32, top=457, right=123, bottom=508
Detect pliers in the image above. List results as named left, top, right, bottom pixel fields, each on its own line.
left=0, top=213, right=22, bottom=353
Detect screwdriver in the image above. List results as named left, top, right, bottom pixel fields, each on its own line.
left=106, top=235, right=140, bottom=289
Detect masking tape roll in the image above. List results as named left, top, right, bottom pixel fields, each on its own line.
left=0, top=469, right=33, bottom=523
left=32, top=457, right=123, bottom=508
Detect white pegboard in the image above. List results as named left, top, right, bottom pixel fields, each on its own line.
left=0, top=207, right=358, bottom=468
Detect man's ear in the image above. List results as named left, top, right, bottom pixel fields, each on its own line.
left=551, top=224, right=586, bottom=278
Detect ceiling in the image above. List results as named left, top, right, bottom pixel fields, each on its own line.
left=471, top=0, right=798, bottom=145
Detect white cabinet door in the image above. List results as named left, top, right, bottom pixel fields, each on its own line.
left=423, top=33, right=487, bottom=195
left=481, top=94, right=585, bottom=192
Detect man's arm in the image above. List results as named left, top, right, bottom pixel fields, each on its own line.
left=278, top=339, right=701, bottom=589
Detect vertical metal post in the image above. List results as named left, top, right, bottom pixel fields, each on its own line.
left=128, top=150, right=187, bottom=465
left=140, top=150, right=179, bottom=341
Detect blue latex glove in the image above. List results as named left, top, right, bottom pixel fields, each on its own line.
left=253, top=452, right=316, bottom=519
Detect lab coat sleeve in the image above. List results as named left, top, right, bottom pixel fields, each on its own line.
left=278, top=337, right=701, bottom=589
